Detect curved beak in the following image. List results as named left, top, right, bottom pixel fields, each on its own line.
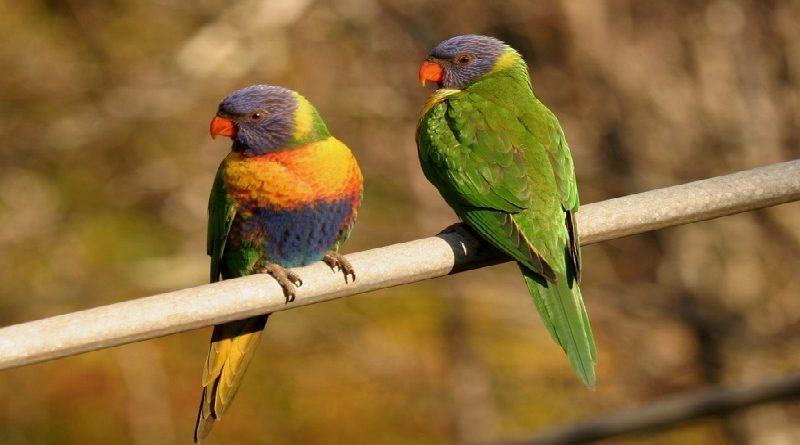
left=209, top=115, right=236, bottom=139
left=418, top=60, right=444, bottom=87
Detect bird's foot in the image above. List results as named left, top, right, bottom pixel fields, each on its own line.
left=437, top=222, right=483, bottom=251
left=254, top=263, right=303, bottom=303
left=437, top=222, right=467, bottom=236
left=323, top=251, right=356, bottom=283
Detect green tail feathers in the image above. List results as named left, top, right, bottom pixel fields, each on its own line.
left=520, top=265, right=597, bottom=387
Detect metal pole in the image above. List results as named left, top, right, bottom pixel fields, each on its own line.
left=0, top=160, right=797, bottom=370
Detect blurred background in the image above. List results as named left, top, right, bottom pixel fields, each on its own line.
left=1, top=0, right=799, bottom=444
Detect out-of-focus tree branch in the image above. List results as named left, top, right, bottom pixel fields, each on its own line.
left=482, top=373, right=800, bottom=445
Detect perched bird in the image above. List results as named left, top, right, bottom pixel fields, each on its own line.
left=416, top=35, right=597, bottom=386
left=195, top=85, right=363, bottom=441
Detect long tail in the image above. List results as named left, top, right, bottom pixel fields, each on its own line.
left=194, top=315, right=269, bottom=443
left=519, top=265, right=597, bottom=387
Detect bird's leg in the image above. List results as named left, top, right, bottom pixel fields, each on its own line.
left=253, top=263, right=303, bottom=303
left=323, top=251, right=356, bottom=283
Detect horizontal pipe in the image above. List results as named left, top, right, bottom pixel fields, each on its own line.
left=0, top=159, right=797, bottom=370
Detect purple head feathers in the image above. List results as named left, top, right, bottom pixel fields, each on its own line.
left=426, top=35, right=509, bottom=89
left=216, top=85, right=297, bottom=156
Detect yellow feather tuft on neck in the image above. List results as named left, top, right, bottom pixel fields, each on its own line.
left=292, top=93, right=314, bottom=140
left=489, top=48, right=521, bottom=75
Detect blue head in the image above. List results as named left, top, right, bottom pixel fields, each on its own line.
left=210, top=85, right=299, bottom=156
left=419, top=35, right=511, bottom=89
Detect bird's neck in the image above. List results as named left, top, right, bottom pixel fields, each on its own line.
left=285, top=94, right=331, bottom=149
left=470, top=62, right=535, bottom=99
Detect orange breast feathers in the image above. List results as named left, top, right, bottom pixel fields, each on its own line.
left=221, top=137, right=363, bottom=209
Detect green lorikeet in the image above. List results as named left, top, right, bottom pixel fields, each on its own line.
left=195, top=85, right=363, bottom=441
left=416, top=35, right=597, bottom=386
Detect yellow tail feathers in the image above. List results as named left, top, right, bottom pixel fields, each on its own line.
left=194, top=315, right=269, bottom=443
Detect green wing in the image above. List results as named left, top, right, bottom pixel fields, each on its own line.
left=520, top=106, right=582, bottom=279
left=417, top=85, right=596, bottom=386
left=418, top=92, right=531, bottom=213
left=418, top=91, right=559, bottom=279
left=207, top=166, right=237, bottom=283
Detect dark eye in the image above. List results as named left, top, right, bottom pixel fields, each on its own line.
left=251, top=112, right=264, bottom=120
left=455, top=53, right=473, bottom=64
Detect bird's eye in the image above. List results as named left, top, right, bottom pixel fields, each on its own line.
left=455, top=54, right=473, bottom=64
left=251, top=112, right=264, bottom=120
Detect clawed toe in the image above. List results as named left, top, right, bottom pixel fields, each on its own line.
left=284, top=269, right=303, bottom=287
left=254, top=263, right=303, bottom=303
left=437, top=222, right=465, bottom=235
left=437, top=222, right=478, bottom=238
left=323, top=251, right=356, bottom=283
left=437, top=222, right=483, bottom=252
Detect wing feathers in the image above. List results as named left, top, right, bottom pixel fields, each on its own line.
left=565, top=210, right=581, bottom=283
left=461, top=208, right=557, bottom=282
left=207, top=166, right=238, bottom=283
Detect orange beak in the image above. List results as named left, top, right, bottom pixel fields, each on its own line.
left=209, top=115, right=236, bottom=139
left=418, top=61, right=444, bottom=86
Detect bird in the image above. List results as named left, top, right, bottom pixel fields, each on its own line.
left=195, top=84, right=363, bottom=441
left=416, top=35, right=597, bottom=387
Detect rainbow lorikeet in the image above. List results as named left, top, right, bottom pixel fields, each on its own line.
left=195, top=85, right=363, bottom=441
left=416, top=35, right=597, bottom=386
